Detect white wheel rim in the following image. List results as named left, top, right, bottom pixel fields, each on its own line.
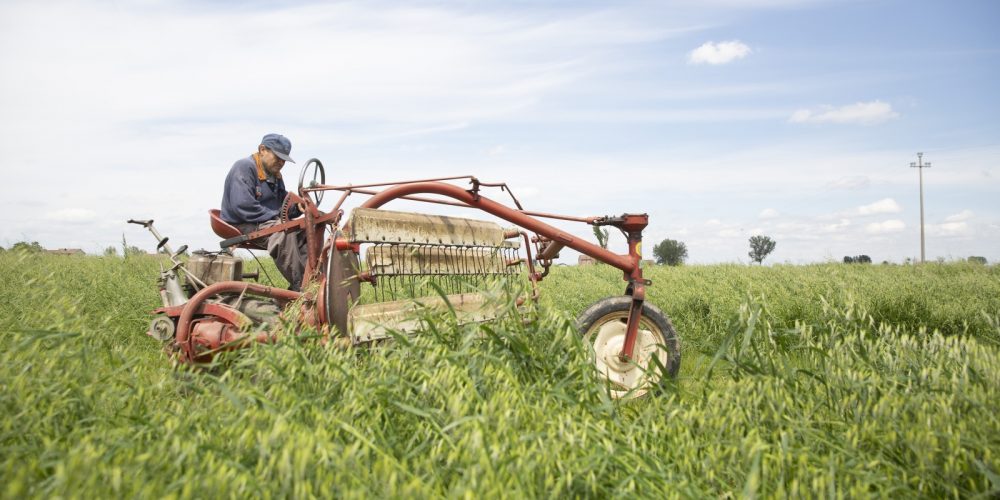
left=587, top=315, right=668, bottom=399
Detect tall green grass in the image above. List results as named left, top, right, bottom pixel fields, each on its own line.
left=1, top=253, right=998, bottom=497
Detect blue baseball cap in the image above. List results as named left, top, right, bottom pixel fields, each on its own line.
left=261, top=133, right=294, bottom=163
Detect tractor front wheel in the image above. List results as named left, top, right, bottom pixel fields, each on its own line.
left=576, top=296, right=680, bottom=399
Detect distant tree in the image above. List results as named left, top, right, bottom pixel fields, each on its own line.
left=592, top=225, right=609, bottom=249
left=844, top=255, right=872, bottom=264
left=843, top=256, right=854, bottom=264
left=968, top=256, right=988, bottom=265
left=104, top=246, right=119, bottom=257
left=11, top=241, right=44, bottom=253
left=748, top=235, right=776, bottom=265
left=653, top=239, right=687, bottom=266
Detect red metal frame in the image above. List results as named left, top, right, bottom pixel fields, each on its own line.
left=355, top=181, right=649, bottom=361
left=183, top=175, right=651, bottom=362
left=359, top=182, right=641, bottom=274
left=172, top=282, right=303, bottom=362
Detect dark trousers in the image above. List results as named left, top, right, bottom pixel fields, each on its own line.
left=238, top=220, right=307, bottom=291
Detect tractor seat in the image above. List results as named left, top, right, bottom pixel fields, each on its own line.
left=209, top=209, right=267, bottom=250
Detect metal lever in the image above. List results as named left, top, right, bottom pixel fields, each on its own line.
left=127, top=219, right=153, bottom=227
left=220, top=234, right=250, bottom=248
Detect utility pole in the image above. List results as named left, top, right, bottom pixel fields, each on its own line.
left=910, top=152, right=931, bottom=263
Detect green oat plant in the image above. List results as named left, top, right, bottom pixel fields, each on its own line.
left=1, top=251, right=999, bottom=497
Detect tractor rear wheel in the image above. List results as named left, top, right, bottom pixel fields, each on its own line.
left=576, top=296, right=680, bottom=399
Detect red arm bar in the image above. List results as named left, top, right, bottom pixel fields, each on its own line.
left=359, top=182, right=636, bottom=274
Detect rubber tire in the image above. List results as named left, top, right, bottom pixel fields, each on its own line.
left=575, top=296, right=681, bottom=394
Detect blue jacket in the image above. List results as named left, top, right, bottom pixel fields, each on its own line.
left=221, top=155, right=290, bottom=224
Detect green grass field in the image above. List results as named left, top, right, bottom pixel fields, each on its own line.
left=1, top=252, right=998, bottom=497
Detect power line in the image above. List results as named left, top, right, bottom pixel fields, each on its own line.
left=909, top=152, right=932, bottom=263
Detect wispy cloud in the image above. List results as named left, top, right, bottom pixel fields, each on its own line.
left=826, top=175, right=870, bottom=190
left=1, top=1, right=998, bottom=265
left=688, top=40, right=752, bottom=65
left=823, top=219, right=851, bottom=232
left=929, top=221, right=971, bottom=236
left=944, top=210, right=974, bottom=222
left=857, top=198, right=901, bottom=216
left=824, top=198, right=902, bottom=220
left=44, top=208, right=97, bottom=223
left=865, top=219, right=906, bottom=234
left=0, top=2, right=687, bottom=146
left=789, top=100, right=898, bottom=125
left=759, top=208, right=779, bottom=219
left=927, top=211, right=975, bottom=237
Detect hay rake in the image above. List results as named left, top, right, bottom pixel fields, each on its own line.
left=131, top=160, right=680, bottom=398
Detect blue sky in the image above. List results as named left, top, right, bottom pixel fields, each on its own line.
left=1, top=0, right=997, bottom=263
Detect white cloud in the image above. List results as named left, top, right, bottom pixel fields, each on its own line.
left=826, top=175, right=870, bottom=190
left=0, top=1, right=699, bottom=253
left=944, top=210, right=974, bottom=222
left=789, top=100, right=899, bottom=125
left=823, top=219, right=851, bottom=232
left=822, top=198, right=902, bottom=221
left=688, top=40, right=752, bottom=65
left=929, top=221, right=971, bottom=236
left=759, top=208, right=779, bottom=219
left=44, top=208, right=97, bottom=223
left=865, top=220, right=905, bottom=234
left=857, top=198, right=901, bottom=216
left=0, top=1, right=680, bottom=149
left=0, top=2, right=997, bottom=264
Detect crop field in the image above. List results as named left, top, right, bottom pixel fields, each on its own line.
left=1, top=252, right=999, bottom=497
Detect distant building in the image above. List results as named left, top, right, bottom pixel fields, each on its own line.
left=578, top=255, right=596, bottom=266
left=47, top=248, right=85, bottom=256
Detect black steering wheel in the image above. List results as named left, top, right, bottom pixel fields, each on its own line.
left=298, top=158, right=326, bottom=206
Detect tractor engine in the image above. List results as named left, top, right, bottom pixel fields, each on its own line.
left=186, top=250, right=244, bottom=287
left=123, top=218, right=284, bottom=357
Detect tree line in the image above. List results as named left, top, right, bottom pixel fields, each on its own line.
left=651, top=235, right=777, bottom=266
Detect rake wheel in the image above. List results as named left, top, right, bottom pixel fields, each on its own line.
left=576, top=296, right=680, bottom=399
left=324, top=238, right=361, bottom=337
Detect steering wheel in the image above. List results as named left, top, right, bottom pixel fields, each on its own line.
left=298, top=158, right=326, bottom=206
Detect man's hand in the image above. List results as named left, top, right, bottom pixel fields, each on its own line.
left=279, top=193, right=304, bottom=222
